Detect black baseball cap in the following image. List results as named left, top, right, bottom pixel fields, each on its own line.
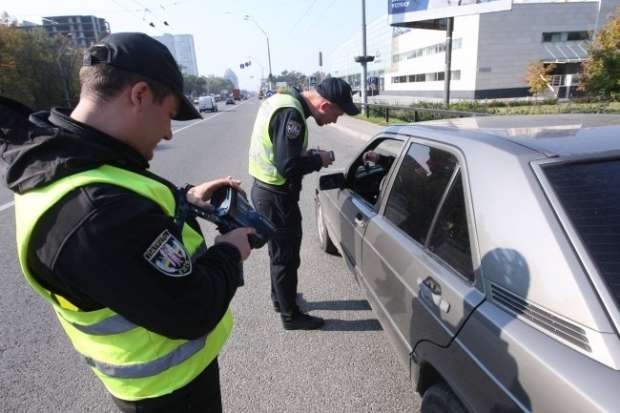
left=315, top=78, right=360, bottom=116
left=82, top=32, right=201, bottom=121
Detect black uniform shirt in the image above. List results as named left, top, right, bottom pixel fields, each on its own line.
left=268, top=88, right=323, bottom=192
left=15, top=109, right=242, bottom=340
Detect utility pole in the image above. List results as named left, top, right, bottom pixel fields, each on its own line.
left=443, top=17, right=454, bottom=108
left=361, top=0, right=368, bottom=115
left=354, top=0, right=374, bottom=116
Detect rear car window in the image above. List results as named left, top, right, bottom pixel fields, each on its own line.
left=428, top=172, right=474, bottom=281
left=544, top=159, right=620, bottom=309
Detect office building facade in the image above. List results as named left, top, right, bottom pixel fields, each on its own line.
left=154, top=33, right=199, bottom=76
left=329, top=0, right=620, bottom=100
left=42, top=15, right=110, bottom=48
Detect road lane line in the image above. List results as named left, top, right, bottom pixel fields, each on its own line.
left=0, top=201, right=15, bottom=212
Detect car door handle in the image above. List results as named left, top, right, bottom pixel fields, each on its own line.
left=418, top=277, right=451, bottom=314
left=354, top=213, right=366, bottom=228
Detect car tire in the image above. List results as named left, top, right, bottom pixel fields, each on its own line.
left=421, top=383, right=467, bottom=413
left=315, top=198, right=338, bottom=255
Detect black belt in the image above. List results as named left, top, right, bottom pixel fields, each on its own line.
left=253, top=179, right=291, bottom=194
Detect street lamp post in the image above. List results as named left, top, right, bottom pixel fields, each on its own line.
left=244, top=15, right=273, bottom=91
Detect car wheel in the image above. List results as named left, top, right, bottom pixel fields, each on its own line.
left=421, top=383, right=467, bottom=413
left=315, top=198, right=338, bottom=255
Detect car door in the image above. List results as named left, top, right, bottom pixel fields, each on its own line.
left=360, top=140, right=485, bottom=355
left=322, top=137, right=405, bottom=274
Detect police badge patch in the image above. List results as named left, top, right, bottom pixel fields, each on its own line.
left=144, top=229, right=192, bottom=277
left=285, top=120, right=302, bottom=140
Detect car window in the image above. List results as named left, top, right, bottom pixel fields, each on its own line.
left=348, top=138, right=404, bottom=206
left=384, top=143, right=458, bottom=245
left=544, top=159, right=620, bottom=310
left=427, top=172, right=474, bottom=281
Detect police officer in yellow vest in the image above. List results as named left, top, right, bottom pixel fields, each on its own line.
left=1, top=33, right=255, bottom=412
left=249, top=78, right=359, bottom=330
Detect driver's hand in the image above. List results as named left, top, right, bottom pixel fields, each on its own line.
left=363, top=151, right=380, bottom=163
left=215, top=227, right=256, bottom=261
left=318, top=150, right=334, bottom=168
left=187, top=176, right=244, bottom=208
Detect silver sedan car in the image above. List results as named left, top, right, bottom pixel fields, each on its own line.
left=315, top=115, right=620, bottom=412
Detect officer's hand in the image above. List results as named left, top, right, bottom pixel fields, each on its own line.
left=187, top=176, right=245, bottom=208
left=318, top=150, right=334, bottom=168
left=215, top=227, right=256, bottom=261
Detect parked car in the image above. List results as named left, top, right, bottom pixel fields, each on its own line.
left=315, top=115, right=620, bottom=412
left=197, top=96, right=217, bottom=113
left=225, top=97, right=235, bottom=105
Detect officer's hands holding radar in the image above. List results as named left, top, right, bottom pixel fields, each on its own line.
left=185, top=176, right=275, bottom=258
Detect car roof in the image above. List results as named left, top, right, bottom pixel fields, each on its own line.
left=385, top=114, right=620, bottom=158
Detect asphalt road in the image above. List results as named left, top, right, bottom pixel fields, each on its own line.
left=0, top=99, right=420, bottom=412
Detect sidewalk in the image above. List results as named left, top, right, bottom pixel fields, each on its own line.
left=329, top=114, right=383, bottom=142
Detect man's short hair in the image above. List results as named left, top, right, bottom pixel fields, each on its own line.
left=79, top=64, right=173, bottom=104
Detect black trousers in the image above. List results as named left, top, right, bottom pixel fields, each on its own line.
left=251, top=183, right=302, bottom=317
left=111, top=358, right=222, bottom=413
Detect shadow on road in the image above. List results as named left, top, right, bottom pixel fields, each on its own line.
left=302, top=299, right=371, bottom=312
left=320, top=318, right=382, bottom=332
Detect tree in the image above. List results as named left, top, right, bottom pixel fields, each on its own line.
left=204, top=76, right=234, bottom=95
left=526, top=61, right=556, bottom=97
left=274, top=70, right=307, bottom=90
left=0, top=26, right=81, bottom=109
left=580, top=7, right=620, bottom=99
left=183, top=74, right=206, bottom=97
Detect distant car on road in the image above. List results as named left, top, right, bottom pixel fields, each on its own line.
left=197, top=95, right=217, bottom=112
left=315, top=115, right=620, bottom=413
left=225, top=97, right=235, bottom=105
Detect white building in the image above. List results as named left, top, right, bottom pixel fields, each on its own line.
left=329, top=0, right=620, bottom=100
left=328, top=15, right=392, bottom=93
left=153, top=33, right=199, bottom=76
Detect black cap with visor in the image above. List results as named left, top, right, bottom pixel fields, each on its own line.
left=82, top=32, right=201, bottom=121
left=315, top=78, right=360, bottom=116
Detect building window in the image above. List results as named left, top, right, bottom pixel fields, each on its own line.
left=567, top=31, right=591, bottom=41
left=542, top=31, right=591, bottom=42
left=392, top=38, right=463, bottom=64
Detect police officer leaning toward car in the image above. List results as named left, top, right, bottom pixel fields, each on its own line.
left=1, top=32, right=255, bottom=412
left=248, top=78, right=360, bottom=330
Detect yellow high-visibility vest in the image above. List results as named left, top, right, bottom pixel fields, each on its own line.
left=248, top=93, right=308, bottom=185
left=14, top=165, right=233, bottom=401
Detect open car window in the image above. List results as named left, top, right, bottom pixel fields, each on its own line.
left=347, top=138, right=404, bottom=206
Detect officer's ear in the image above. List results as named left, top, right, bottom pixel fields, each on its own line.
left=128, top=81, right=152, bottom=111
left=317, top=100, right=331, bottom=114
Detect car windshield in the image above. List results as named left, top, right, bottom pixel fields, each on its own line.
left=544, top=158, right=620, bottom=311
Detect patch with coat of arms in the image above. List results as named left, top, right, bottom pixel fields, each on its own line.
left=285, top=120, right=302, bottom=140
left=144, top=229, right=192, bottom=277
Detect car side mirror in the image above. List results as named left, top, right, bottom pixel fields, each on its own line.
left=319, top=172, right=345, bottom=190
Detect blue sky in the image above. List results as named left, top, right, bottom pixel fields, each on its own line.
left=7, top=0, right=388, bottom=89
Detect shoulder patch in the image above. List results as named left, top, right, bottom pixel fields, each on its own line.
left=144, top=229, right=192, bottom=277
left=285, top=120, right=303, bottom=140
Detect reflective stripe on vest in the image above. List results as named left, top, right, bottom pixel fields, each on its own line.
left=248, top=93, right=308, bottom=185
left=85, top=336, right=206, bottom=379
left=14, top=165, right=233, bottom=401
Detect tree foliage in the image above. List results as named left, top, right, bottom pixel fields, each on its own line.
left=274, top=70, right=308, bottom=90
left=526, top=62, right=556, bottom=97
left=183, top=74, right=234, bottom=97
left=0, top=26, right=81, bottom=109
left=580, top=7, right=620, bottom=99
